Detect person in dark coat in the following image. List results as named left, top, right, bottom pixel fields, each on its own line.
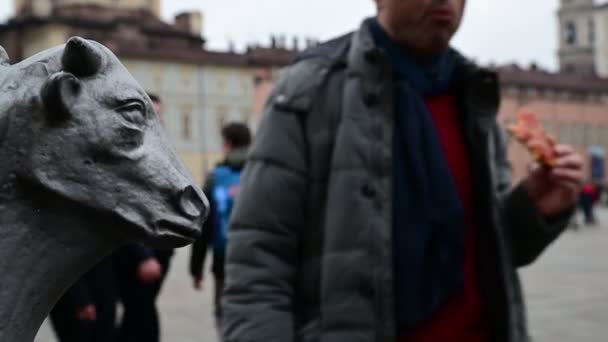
left=113, top=93, right=172, bottom=342
left=221, top=1, right=584, bottom=341
left=580, top=183, right=597, bottom=225
left=114, top=244, right=163, bottom=342
left=50, top=257, right=116, bottom=342
left=147, top=93, right=175, bottom=298
left=190, top=122, right=251, bottom=324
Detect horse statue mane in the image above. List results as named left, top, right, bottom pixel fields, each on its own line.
left=0, top=37, right=208, bottom=342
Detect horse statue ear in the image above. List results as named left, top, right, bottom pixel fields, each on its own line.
left=0, top=45, right=9, bottom=66
left=61, top=37, right=102, bottom=77
left=40, top=72, right=82, bottom=124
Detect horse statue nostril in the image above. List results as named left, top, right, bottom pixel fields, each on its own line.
left=179, top=185, right=205, bottom=219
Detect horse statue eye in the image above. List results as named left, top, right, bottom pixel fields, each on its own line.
left=117, top=100, right=146, bottom=126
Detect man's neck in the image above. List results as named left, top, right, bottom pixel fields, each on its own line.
left=375, top=16, right=441, bottom=62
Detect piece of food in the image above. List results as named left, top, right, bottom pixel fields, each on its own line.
left=507, top=109, right=558, bottom=167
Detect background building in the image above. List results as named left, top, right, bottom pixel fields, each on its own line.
left=2, top=0, right=608, bottom=185
left=0, top=0, right=296, bottom=184
left=557, top=0, right=608, bottom=77
left=497, top=64, right=608, bottom=183
left=495, top=0, right=608, bottom=183
left=595, top=3, right=608, bottom=76
left=14, top=0, right=161, bottom=17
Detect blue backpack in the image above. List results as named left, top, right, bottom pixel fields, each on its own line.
left=211, top=165, right=242, bottom=254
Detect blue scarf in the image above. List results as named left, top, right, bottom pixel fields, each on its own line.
left=369, top=19, right=466, bottom=331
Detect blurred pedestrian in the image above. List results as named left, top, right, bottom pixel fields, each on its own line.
left=50, top=258, right=116, bottom=342
left=580, top=182, right=597, bottom=225
left=221, top=1, right=584, bottom=342
left=114, top=94, right=172, bottom=342
left=147, top=93, right=175, bottom=297
left=190, top=122, right=251, bottom=325
left=114, top=244, right=163, bottom=342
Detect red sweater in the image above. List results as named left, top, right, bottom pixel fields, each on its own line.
left=400, top=95, right=489, bottom=342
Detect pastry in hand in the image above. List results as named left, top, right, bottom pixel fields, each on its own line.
left=507, top=109, right=557, bottom=167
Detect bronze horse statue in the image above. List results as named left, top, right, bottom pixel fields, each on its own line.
left=0, top=37, right=208, bottom=341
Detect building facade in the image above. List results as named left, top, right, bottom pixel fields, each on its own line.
left=497, top=64, right=608, bottom=183
left=0, top=1, right=293, bottom=184
left=2, top=0, right=608, bottom=185
left=15, top=0, right=161, bottom=18
left=558, top=0, right=596, bottom=75
left=558, top=0, right=608, bottom=77
left=595, top=4, right=608, bottom=76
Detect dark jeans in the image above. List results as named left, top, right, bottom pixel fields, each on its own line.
left=153, top=248, right=173, bottom=299
left=50, top=259, right=116, bottom=342
left=114, top=249, right=160, bottom=342
left=50, top=302, right=94, bottom=342
left=580, top=194, right=596, bottom=224
left=214, top=274, right=225, bottom=322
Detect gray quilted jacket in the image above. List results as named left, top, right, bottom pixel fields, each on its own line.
left=222, top=18, right=571, bottom=342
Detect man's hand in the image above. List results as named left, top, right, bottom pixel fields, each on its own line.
left=522, top=144, right=584, bottom=217
left=76, top=304, right=97, bottom=321
left=193, top=276, right=203, bottom=291
left=137, top=257, right=162, bottom=284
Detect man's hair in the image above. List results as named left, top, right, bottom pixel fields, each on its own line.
left=147, top=92, right=161, bottom=104
left=222, top=122, right=252, bottom=149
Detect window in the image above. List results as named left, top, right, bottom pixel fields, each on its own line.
left=241, top=107, right=252, bottom=122
left=153, top=65, right=163, bottom=87
left=241, top=74, right=251, bottom=94
left=598, top=126, right=605, bottom=147
left=565, top=21, right=577, bottom=46
left=602, top=126, right=608, bottom=147
left=559, top=123, right=571, bottom=145
left=582, top=123, right=591, bottom=147
left=216, top=71, right=227, bottom=92
left=182, top=114, right=192, bottom=140
left=572, top=123, right=580, bottom=146
left=180, top=66, right=192, bottom=87
left=578, top=123, right=586, bottom=146
left=180, top=104, right=193, bottom=140
left=216, top=105, right=229, bottom=129
left=543, top=121, right=555, bottom=137
left=593, top=125, right=604, bottom=147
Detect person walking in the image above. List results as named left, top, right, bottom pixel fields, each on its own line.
left=190, top=122, right=251, bottom=325
left=50, top=258, right=116, bottom=342
left=221, top=1, right=584, bottom=341
left=580, top=182, right=597, bottom=225
left=114, top=93, right=170, bottom=342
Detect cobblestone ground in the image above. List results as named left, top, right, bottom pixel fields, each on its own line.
left=35, top=209, right=608, bottom=342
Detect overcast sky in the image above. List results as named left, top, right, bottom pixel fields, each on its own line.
left=0, top=0, right=603, bottom=70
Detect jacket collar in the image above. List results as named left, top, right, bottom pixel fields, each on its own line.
left=368, top=18, right=455, bottom=95
left=348, top=17, right=500, bottom=123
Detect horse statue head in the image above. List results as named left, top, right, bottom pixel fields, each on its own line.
left=0, top=37, right=208, bottom=341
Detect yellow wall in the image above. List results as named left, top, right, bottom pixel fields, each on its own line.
left=22, top=25, right=69, bottom=58
left=178, top=151, right=205, bottom=185
left=499, top=91, right=608, bottom=184
left=15, top=0, right=25, bottom=13
left=596, top=8, right=608, bottom=77
left=58, top=0, right=156, bottom=12
left=20, top=0, right=161, bottom=17
left=178, top=151, right=225, bottom=185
